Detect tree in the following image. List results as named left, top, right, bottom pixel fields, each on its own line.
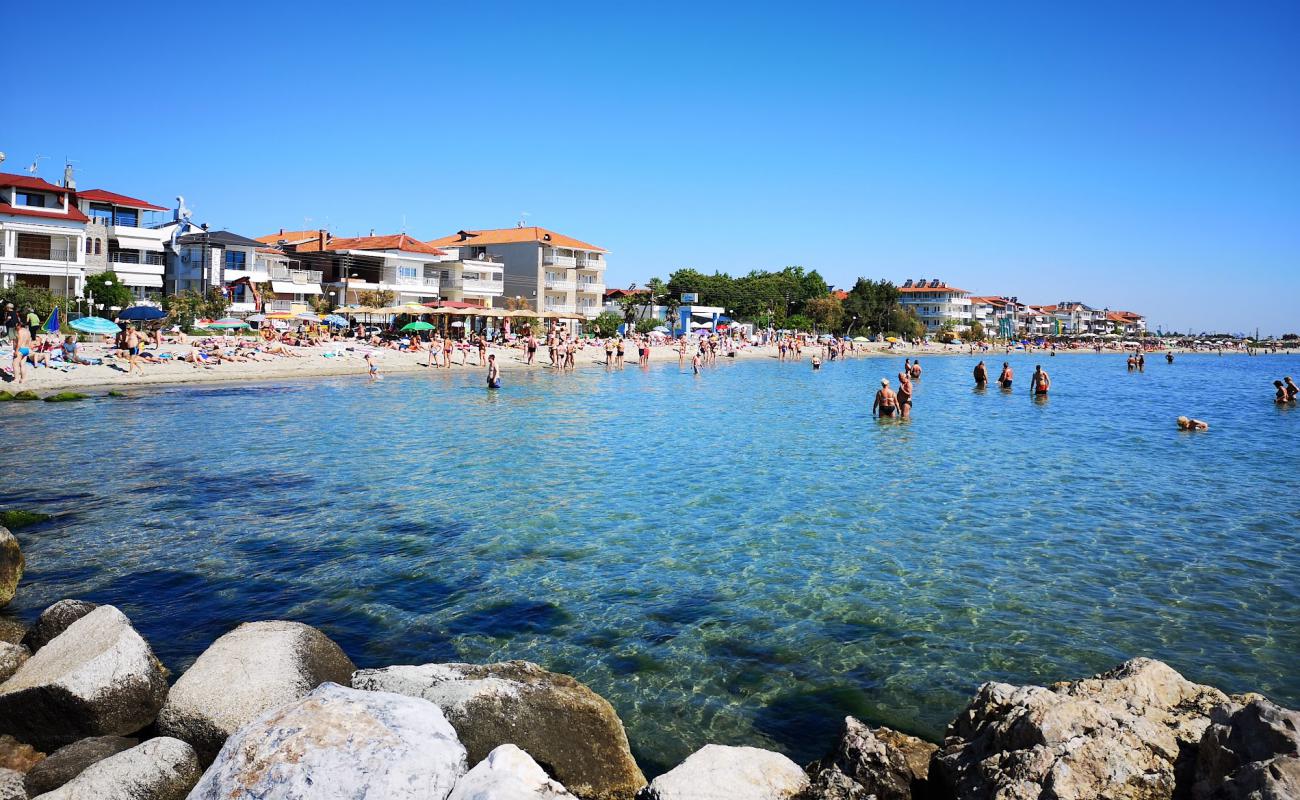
left=634, top=318, right=660, bottom=334
left=587, top=311, right=622, bottom=337
left=615, top=288, right=643, bottom=327
left=887, top=307, right=925, bottom=340
left=83, top=272, right=135, bottom=319
left=161, top=288, right=230, bottom=330
left=0, top=284, right=59, bottom=321
left=358, top=289, right=394, bottom=308
left=504, top=296, right=532, bottom=311
left=842, top=278, right=901, bottom=336
left=962, top=320, right=985, bottom=342
left=785, top=314, right=814, bottom=332
left=804, top=296, right=845, bottom=332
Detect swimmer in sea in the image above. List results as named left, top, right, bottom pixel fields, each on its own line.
left=486, top=354, right=501, bottom=389
left=1276, top=380, right=1289, bottom=404
left=872, top=378, right=898, bottom=418
left=1177, top=416, right=1208, bottom=431
left=973, top=360, right=988, bottom=387
left=998, top=362, right=1013, bottom=389
left=811, top=355, right=821, bottom=370
left=1286, top=377, right=1298, bottom=402
left=1031, top=365, right=1050, bottom=396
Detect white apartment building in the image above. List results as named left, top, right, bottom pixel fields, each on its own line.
left=76, top=188, right=170, bottom=302
left=166, top=229, right=267, bottom=297
left=280, top=233, right=447, bottom=307
left=428, top=226, right=606, bottom=317
left=1043, top=301, right=1110, bottom=335
left=897, top=278, right=972, bottom=333
left=0, top=173, right=88, bottom=296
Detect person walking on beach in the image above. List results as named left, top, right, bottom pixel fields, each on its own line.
left=998, top=362, right=1014, bottom=389
left=365, top=351, right=380, bottom=380
left=1031, top=365, right=1050, bottom=396
left=486, top=354, right=501, bottom=389
left=124, top=324, right=144, bottom=376
left=873, top=378, right=899, bottom=418
left=10, top=320, right=31, bottom=384
left=896, top=370, right=913, bottom=418
left=974, top=361, right=988, bottom=387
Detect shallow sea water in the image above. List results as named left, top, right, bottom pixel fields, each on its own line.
left=3, top=351, right=1298, bottom=773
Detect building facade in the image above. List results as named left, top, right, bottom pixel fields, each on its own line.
left=75, top=189, right=169, bottom=302
left=428, top=226, right=606, bottom=317
left=897, top=279, right=972, bottom=333
left=0, top=173, right=88, bottom=296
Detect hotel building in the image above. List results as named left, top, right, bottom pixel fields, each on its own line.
left=0, top=173, right=88, bottom=296
left=266, top=231, right=450, bottom=307
left=897, top=279, right=972, bottom=333
left=76, top=189, right=170, bottom=302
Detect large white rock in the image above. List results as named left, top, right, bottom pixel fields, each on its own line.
left=0, top=642, right=27, bottom=684
left=0, top=768, right=23, bottom=800
left=641, top=745, right=810, bottom=800
left=156, top=620, right=355, bottom=763
left=0, top=605, right=168, bottom=750
left=188, top=682, right=467, bottom=799
left=30, top=736, right=200, bottom=800
left=449, top=744, right=576, bottom=800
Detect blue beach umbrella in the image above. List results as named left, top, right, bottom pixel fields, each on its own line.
left=323, top=314, right=349, bottom=327
left=42, top=308, right=60, bottom=333
left=70, top=316, right=121, bottom=335
left=117, top=306, right=166, bottom=321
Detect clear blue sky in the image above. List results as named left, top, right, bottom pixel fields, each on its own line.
left=4, top=1, right=1297, bottom=334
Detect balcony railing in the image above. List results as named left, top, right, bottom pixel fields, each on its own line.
left=110, top=252, right=165, bottom=266
left=268, top=300, right=294, bottom=312
left=575, top=258, right=603, bottom=270
left=389, top=275, right=440, bottom=289
left=459, top=278, right=503, bottom=294
left=543, top=254, right=577, bottom=268
left=544, top=278, right=576, bottom=291
left=577, top=305, right=601, bottom=317
left=16, top=247, right=75, bottom=262
left=575, top=282, right=604, bottom=294
left=544, top=303, right=577, bottom=314
left=269, top=265, right=323, bottom=283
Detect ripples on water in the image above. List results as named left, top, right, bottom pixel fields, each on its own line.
left=3, top=352, right=1299, bottom=773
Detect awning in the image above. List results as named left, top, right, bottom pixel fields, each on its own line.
left=114, top=234, right=165, bottom=252
left=271, top=281, right=323, bottom=295
left=118, top=274, right=164, bottom=288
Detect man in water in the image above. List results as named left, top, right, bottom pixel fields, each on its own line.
left=896, top=370, right=913, bottom=418
left=1031, top=365, right=1050, bottom=396
left=1166, top=352, right=1174, bottom=364
left=909, top=359, right=922, bottom=378
left=872, top=378, right=899, bottom=418
left=1177, top=416, right=1208, bottom=430
left=998, top=362, right=1013, bottom=389
left=1277, top=380, right=1294, bottom=404
left=486, top=354, right=501, bottom=389
left=1285, top=377, right=1298, bottom=402
left=973, top=361, right=988, bottom=387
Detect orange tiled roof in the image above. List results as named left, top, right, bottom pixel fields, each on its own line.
left=832, top=289, right=849, bottom=301
left=899, top=284, right=969, bottom=294
left=255, top=229, right=324, bottom=246
left=428, top=226, right=606, bottom=253
left=304, top=233, right=446, bottom=255
left=76, top=189, right=168, bottom=211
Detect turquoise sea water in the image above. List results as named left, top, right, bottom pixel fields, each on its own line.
left=2, top=352, right=1298, bottom=772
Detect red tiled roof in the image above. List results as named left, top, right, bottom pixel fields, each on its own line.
left=0, top=173, right=69, bottom=193
left=428, top=226, right=606, bottom=253
left=301, top=233, right=446, bottom=255
left=0, top=172, right=89, bottom=222
left=75, top=189, right=167, bottom=211
left=255, top=229, right=324, bottom=246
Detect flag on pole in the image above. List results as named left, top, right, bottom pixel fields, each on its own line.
left=42, top=308, right=60, bottom=333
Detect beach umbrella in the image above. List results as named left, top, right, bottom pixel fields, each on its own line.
left=323, top=314, right=349, bottom=327
left=117, top=306, right=166, bottom=321
left=295, top=312, right=320, bottom=321
left=208, top=318, right=250, bottom=329
left=401, top=321, right=435, bottom=332
left=885, top=336, right=900, bottom=343
left=42, top=308, right=60, bottom=333
left=852, top=336, right=870, bottom=343
left=265, top=312, right=297, bottom=320
left=450, top=321, right=465, bottom=327
left=245, top=313, right=268, bottom=322
left=334, top=307, right=376, bottom=315
left=71, top=316, right=120, bottom=335
left=392, top=303, right=434, bottom=315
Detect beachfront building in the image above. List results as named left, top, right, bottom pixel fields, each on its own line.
left=602, top=288, right=670, bottom=326
left=1019, top=306, right=1054, bottom=337
left=76, top=189, right=170, bottom=303
left=281, top=232, right=447, bottom=307
left=423, top=238, right=505, bottom=308
left=1041, top=301, right=1110, bottom=335
left=0, top=173, right=88, bottom=296
left=898, top=279, right=972, bottom=333
left=165, top=229, right=266, bottom=297
left=1106, top=310, right=1147, bottom=336
left=427, top=226, right=606, bottom=318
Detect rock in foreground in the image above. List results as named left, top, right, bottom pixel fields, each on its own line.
left=640, top=744, right=809, bottom=800
left=354, top=660, right=645, bottom=800
left=156, top=620, right=355, bottom=763
left=0, top=643, right=28, bottom=685
left=189, top=682, right=466, bottom=800
left=21, top=600, right=98, bottom=653
left=23, top=736, right=138, bottom=797
left=1194, top=697, right=1300, bottom=800
left=30, top=736, right=199, bottom=800
left=0, top=605, right=168, bottom=751
left=0, top=528, right=21, bottom=608
left=0, top=768, right=24, bottom=800
left=449, top=744, right=576, bottom=800
left=805, top=717, right=936, bottom=800
left=932, top=657, right=1232, bottom=800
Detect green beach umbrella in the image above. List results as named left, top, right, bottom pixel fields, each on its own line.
left=401, top=321, right=435, bottom=332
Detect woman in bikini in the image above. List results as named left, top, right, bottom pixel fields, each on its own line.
left=896, top=371, right=913, bottom=418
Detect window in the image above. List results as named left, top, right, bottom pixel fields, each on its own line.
left=224, top=250, right=247, bottom=270
left=16, top=192, right=46, bottom=208
left=94, top=239, right=102, bottom=255
left=112, top=208, right=139, bottom=227
left=16, top=233, right=51, bottom=260
left=85, top=238, right=92, bottom=254
left=398, top=266, right=418, bottom=280
left=89, top=205, right=113, bottom=223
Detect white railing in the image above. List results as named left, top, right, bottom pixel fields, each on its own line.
left=462, top=255, right=502, bottom=265
left=575, top=282, right=604, bottom=294
left=269, top=300, right=294, bottom=312
left=389, top=275, right=439, bottom=289
left=544, top=303, right=576, bottom=313
left=544, top=278, right=576, bottom=291
left=575, top=258, right=603, bottom=270
left=459, top=278, right=502, bottom=293
left=269, top=265, right=323, bottom=283
left=543, top=254, right=577, bottom=268
left=578, top=305, right=601, bottom=317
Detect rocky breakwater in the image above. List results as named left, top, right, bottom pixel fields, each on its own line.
left=0, top=599, right=1295, bottom=798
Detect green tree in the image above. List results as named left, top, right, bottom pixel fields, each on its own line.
left=962, top=320, right=985, bottom=342
left=887, top=306, right=925, bottom=340
left=358, top=289, right=395, bottom=308
left=842, top=278, right=901, bottom=336
left=634, top=318, right=660, bottom=334
left=785, top=314, right=814, bottom=332
left=83, top=272, right=135, bottom=319
left=161, top=288, right=229, bottom=331
left=804, top=296, right=845, bottom=332
left=587, top=311, right=622, bottom=337
left=0, top=284, right=59, bottom=322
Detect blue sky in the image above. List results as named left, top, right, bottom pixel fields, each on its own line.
left=4, top=1, right=1297, bottom=333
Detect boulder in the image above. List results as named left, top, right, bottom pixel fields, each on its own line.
left=0, top=644, right=28, bottom=684
left=353, top=660, right=645, bottom=800
left=1193, top=698, right=1300, bottom=800
left=29, top=736, right=199, bottom=800
left=188, top=682, right=466, bottom=799
left=639, top=744, right=810, bottom=800
left=21, top=601, right=98, bottom=653
left=23, top=736, right=137, bottom=797
left=932, top=657, right=1231, bottom=800
left=0, top=769, right=24, bottom=800
left=0, top=605, right=168, bottom=751
left=0, top=528, right=21, bottom=608
left=0, top=734, right=43, bottom=772
left=805, top=717, right=936, bottom=800
left=0, top=619, right=24, bottom=645
left=449, top=744, right=576, bottom=800
left=156, top=620, right=355, bottom=763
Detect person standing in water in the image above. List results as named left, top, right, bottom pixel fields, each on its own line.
left=973, top=361, right=988, bottom=387
left=486, top=354, right=501, bottom=389
left=1285, top=377, right=1298, bottom=402
left=872, top=378, right=899, bottom=418
left=1031, top=365, right=1050, bottom=396
left=910, top=359, right=922, bottom=379
left=896, top=370, right=913, bottom=418
left=998, top=362, right=1013, bottom=389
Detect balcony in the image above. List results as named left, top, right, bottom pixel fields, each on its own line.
left=577, top=305, right=602, bottom=318
left=387, top=275, right=440, bottom=290
left=269, top=265, right=324, bottom=283
left=544, top=278, right=576, bottom=291
left=544, top=303, right=577, bottom=314
left=268, top=300, right=294, bottom=312
left=543, top=254, right=577, bottom=268
left=110, top=252, right=165, bottom=266
left=457, top=278, right=504, bottom=294
left=575, top=282, right=604, bottom=295
left=575, top=257, right=604, bottom=270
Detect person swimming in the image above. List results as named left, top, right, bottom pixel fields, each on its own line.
left=873, top=378, right=898, bottom=418
left=998, top=362, right=1013, bottom=389
left=1031, top=365, right=1050, bottom=396
left=1177, top=416, right=1208, bottom=430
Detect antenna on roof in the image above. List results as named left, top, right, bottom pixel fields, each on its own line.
left=518, top=211, right=530, bottom=228
left=62, top=158, right=78, bottom=189
left=401, top=214, right=406, bottom=234
left=27, top=155, right=47, bottom=175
